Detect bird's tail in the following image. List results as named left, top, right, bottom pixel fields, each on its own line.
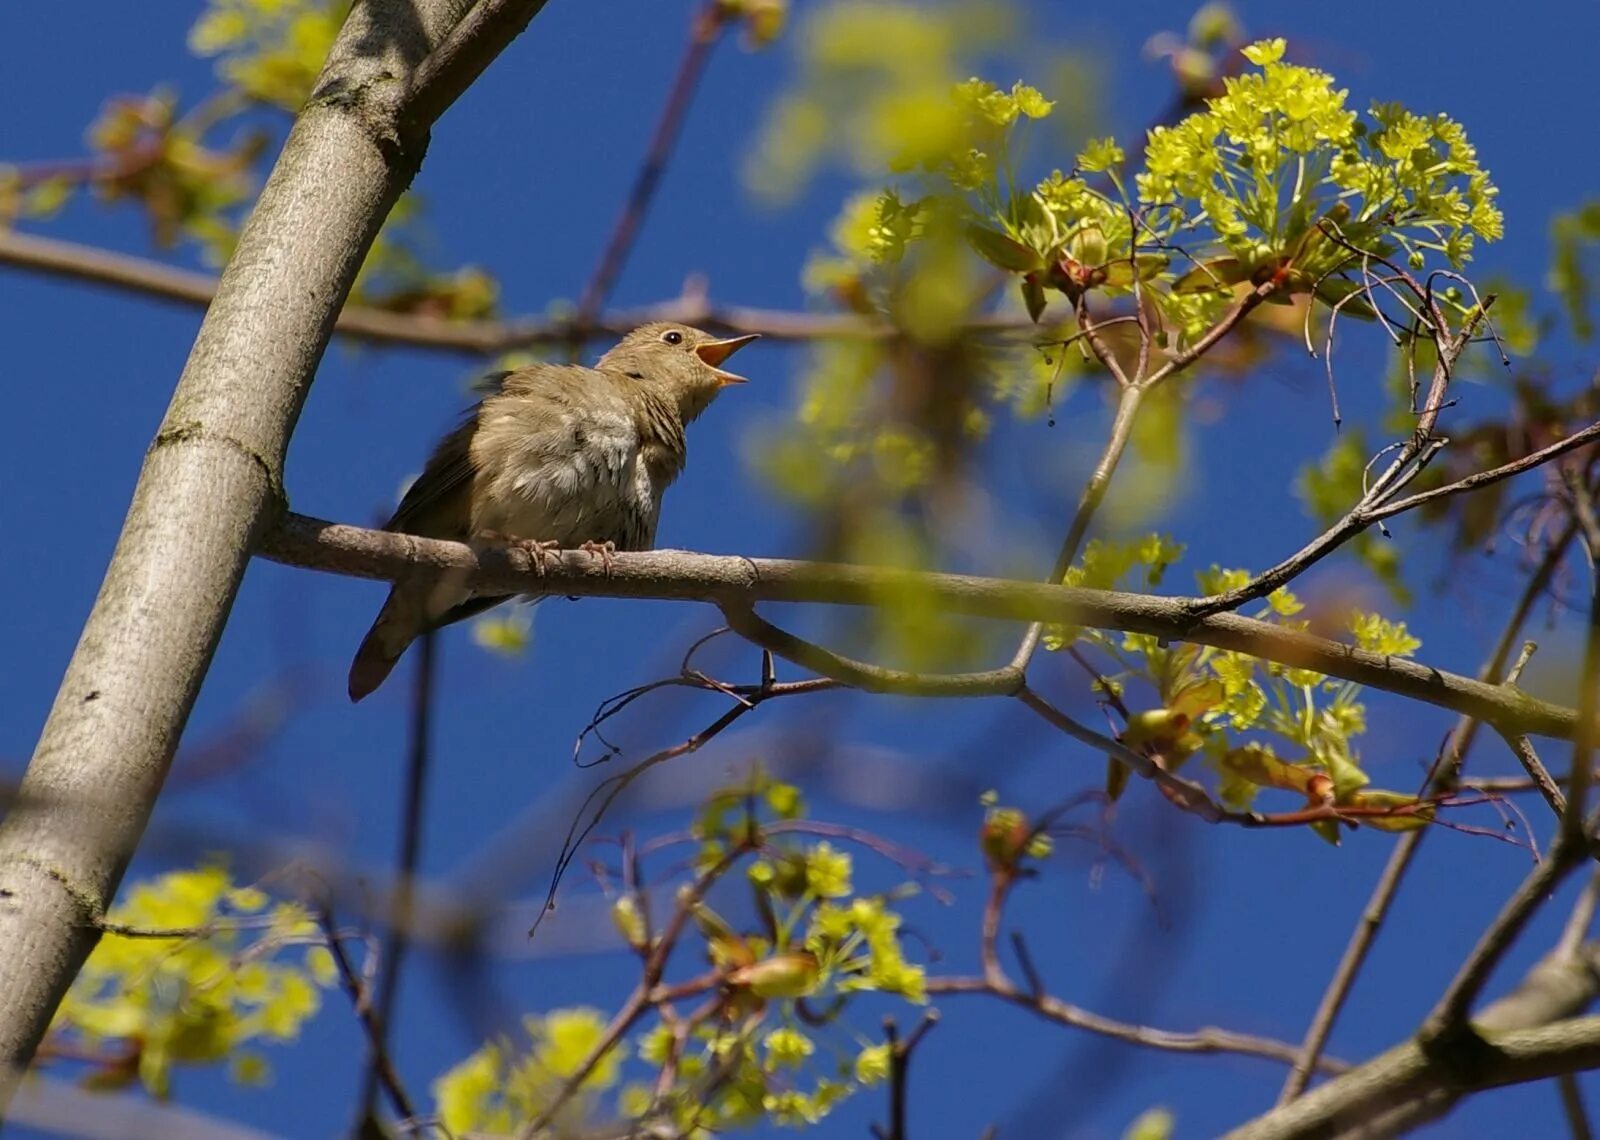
left=348, top=589, right=416, bottom=702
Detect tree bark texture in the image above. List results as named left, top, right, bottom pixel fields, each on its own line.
left=0, top=0, right=547, bottom=1102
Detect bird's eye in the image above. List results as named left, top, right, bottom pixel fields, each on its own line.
left=661, top=330, right=684, bottom=346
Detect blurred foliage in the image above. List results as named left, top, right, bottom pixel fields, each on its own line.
left=1549, top=200, right=1600, bottom=340
left=0, top=0, right=497, bottom=316
left=1047, top=536, right=1433, bottom=837
left=46, top=864, right=334, bottom=1097
left=189, top=0, right=347, bottom=111
left=1124, top=1106, right=1178, bottom=1140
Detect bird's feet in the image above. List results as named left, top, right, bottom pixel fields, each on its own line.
left=520, top=538, right=565, bottom=575
left=579, top=540, right=617, bottom=574
left=481, top=531, right=564, bottom=575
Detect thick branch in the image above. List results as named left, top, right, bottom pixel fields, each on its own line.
left=0, top=0, right=544, bottom=1105
left=1230, top=911, right=1600, bottom=1139
left=258, top=513, right=1582, bottom=739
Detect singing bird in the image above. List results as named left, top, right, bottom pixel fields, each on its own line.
left=348, top=321, right=758, bottom=701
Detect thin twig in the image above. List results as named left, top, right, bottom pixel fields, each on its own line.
left=924, top=977, right=1343, bottom=1071
left=1559, top=1072, right=1596, bottom=1140
left=871, top=1012, right=940, bottom=1140
left=359, top=631, right=436, bottom=1123
left=1565, top=467, right=1600, bottom=839
left=1010, top=384, right=1145, bottom=671
left=574, top=2, right=728, bottom=324
left=1498, top=732, right=1570, bottom=820
left=1274, top=833, right=1419, bottom=1103
left=0, top=229, right=1036, bottom=355
left=317, top=907, right=416, bottom=1124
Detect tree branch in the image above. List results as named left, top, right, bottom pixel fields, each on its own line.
left=0, top=229, right=1036, bottom=356
left=0, top=0, right=547, bottom=1104
left=357, top=632, right=436, bottom=1125
left=257, top=513, right=1584, bottom=740
left=1278, top=525, right=1577, bottom=1103
left=574, top=2, right=729, bottom=324
left=1228, top=927, right=1600, bottom=1140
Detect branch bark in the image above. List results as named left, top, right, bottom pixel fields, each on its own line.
left=258, top=513, right=1583, bottom=740
left=0, top=228, right=1034, bottom=356
left=0, top=0, right=549, bottom=1106
left=1227, top=922, right=1600, bottom=1140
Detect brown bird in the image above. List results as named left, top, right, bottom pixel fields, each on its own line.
left=348, top=321, right=758, bottom=701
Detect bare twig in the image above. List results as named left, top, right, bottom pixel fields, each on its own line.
left=870, top=1012, right=941, bottom=1140
left=0, top=229, right=1036, bottom=356
left=574, top=2, right=729, bottom=324
left=1559, top=1072, right=1596, bottom=1140
left=358, top=632, right=436, bottom=1123
left=1010, top=384, right=1145, bottom=671
left=1565, top=467, right=1600, bottom=838
left=1498, top=732, right=1570, bottom=819
left=317, top=908, right=416, bottom=1124
left=925, top=976, right=1345, bottom=1071
left=1188, top=302, right=1500, bottom=621
left=1274, top=833, right=1418, bottom=1104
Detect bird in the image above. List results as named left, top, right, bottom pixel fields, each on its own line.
left=347, top=321, right=758, bottom=702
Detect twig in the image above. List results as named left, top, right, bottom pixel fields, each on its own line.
left=317, top=907, right=416, bottom=1124
left=924, top=977, right=1342, bottom=1071
left=1565, top=467, right=1600, bottom=839
left=1010, top=384, right=1145, bottom=671
left=574, top=3, right=729, bottom=324
left=721, top=600, right=1022, bottom=697
left=1188, top=303, right=1501, bottom=621
left=1372, top=420, right=1600, bottom=523
left=406, top=0, right=554, bottom=128
left=1498, top=733, right=1570, bottom=820
left=0, top=229, right=1036, bottom=356
left=1559, top=1072, right=1596, bottom=1140
left=1015, top=686, right=1225, bottom=821
left=519, top=849, right=747, bottom=1138
left=1274, top=831, right=1419, bottom=1104
left=358, top=631, right=436, bottom=1124
left=870, top=1013, right=941, bottom=1140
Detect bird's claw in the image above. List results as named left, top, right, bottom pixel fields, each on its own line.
left=579, top=540, right=617, bottom=574
left=520, top=539, right=565, bottom=575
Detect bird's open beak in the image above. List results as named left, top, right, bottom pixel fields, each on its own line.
left=695, top=333, right=760, bottom=385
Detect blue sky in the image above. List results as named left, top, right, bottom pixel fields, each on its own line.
left=5, top=1, right=1600, bottom=1137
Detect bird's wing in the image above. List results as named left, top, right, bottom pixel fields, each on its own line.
left=385, top=413, right=479, bottom=538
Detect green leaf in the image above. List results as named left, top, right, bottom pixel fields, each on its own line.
left=1347, top=788, right=1435, bottom=832
left=966, top=224, right=1040, bottom=271
left=1172, top=257, right=1248, bottom=294
left=1020, top=275, right=1047, bottom=322
left=1100, top=254, right=1170, bottom=287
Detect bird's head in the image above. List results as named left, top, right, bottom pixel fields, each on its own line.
left=597, top=322, right=759, bottom=422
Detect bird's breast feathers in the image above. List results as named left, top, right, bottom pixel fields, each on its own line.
left=470, top=401, right=662, bottom=549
